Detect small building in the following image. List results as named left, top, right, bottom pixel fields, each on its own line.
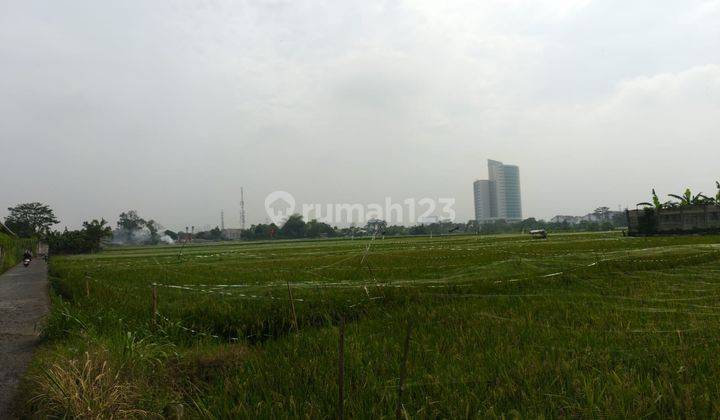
left=550, top=215, right=581, bottom=224
left=627, top=205, right=720, bottom=236
left=222, top=228, right=243, bottom=240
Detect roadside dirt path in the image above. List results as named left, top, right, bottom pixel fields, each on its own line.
left=0, top=260, right=49, bottom=418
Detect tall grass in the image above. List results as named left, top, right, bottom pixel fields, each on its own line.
left=28, top=349, right=153, bottom=418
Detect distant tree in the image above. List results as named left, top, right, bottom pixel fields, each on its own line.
left=305, top=219, right=335, bottom=237
left=593, top=207, right=611, bottom=222
left=611, top=212, right=627, bottom=227
left=518, top=217, right=541, bottom=232
left=81, top=219, right=113, bottom=252
left=47, top=218, right=112, bottom=254
left=209, top=226, right=223, bottom=240
left=280, top=214, right=306, bottom=238
left=5, top=202, right=59, bottom=237
left=409, top=224, right=428, bottom=235
left=164, top=230, right=178, bottom=241
left=194, top=226, right=223, bottom=241
left=250, top=223, right=279, bottom=239
left=145, top=219, right=161, bottom=244
left=117, top=210, right=146, bottom=241
left=365, top=219, right=387, bottom=235
left=384, top=225, right=408, bottom=236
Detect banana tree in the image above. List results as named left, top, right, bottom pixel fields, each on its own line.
left=638, top=188, right=664, bottom=209
left=694, top=193, right=716, bottom=205
left=652, top=189, right=662, bottom=209
left=669, top=188, right=693, bottom=206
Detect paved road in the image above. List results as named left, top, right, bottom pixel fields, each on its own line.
left=0, top=260, right=49, bottom=418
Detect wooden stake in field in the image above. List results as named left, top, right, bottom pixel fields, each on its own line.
left=286, top=280, right=298, bottom=331
left=396, top=321, right=413, bottom=420
left=84, top=274, right=90, bottom=298
left=338, top=316, right=345, bottom=420
left=151, top=283, right=158, bottom=329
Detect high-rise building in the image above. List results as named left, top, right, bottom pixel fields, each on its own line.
left=473, top=180, right=493, bottom=221
left=473, top=159, right=522, bottom=222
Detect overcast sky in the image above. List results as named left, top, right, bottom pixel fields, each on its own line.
left=1, top=0, right=719, bottom=230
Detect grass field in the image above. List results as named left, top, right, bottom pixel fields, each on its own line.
left=21, top=232, right=720, bottom=417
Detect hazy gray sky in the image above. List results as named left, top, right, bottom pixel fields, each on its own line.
left=1, top=0, right=719, bottom=229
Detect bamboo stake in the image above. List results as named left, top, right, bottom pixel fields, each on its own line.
left=151, top=283, right=158, bottom=329
left=396, top=321, right=412, bottom=420
left=85, top=275, right=90, bottom=298
left=287, top=280, right=298, bottom=331
left=338, top=316, right=345, bottom=420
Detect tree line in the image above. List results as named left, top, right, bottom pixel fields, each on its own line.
left=3, top=202, right=628, bottom=255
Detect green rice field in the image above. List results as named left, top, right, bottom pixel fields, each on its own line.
left=22, top=232, right=720, bottom=418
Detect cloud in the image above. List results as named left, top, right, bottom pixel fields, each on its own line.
left=518, top=64, right=720, bottom=217
left=0, top=0, right=718, bottom=227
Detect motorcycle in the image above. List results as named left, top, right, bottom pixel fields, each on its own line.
left=23, top=258, right=31, bottom=267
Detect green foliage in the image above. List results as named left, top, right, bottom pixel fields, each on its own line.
left=668, top=193, right=689, bottom=205
left=652, top=189, right=662, bottom=209
left=645, top=184, right=720, bottom=209
left=305, top=219, right=336, bottom=238
left=5, top=202, right=59, bottom=237
left=47, top=219, right=112, bottom=254
left=684, top=188, right=693, bottom=204
left=279, top=213, right=306, bottom=238
left=195, top=226, right=223, bottom=241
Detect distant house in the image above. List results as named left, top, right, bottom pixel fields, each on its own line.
left=627, top=205, right=720, bottom=235
left=222, top=228, right=243, bottom=240
left=551, top=211, right=624, bottom=225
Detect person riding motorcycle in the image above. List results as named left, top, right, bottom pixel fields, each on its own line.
left=23, top=249, right=32, bottom=261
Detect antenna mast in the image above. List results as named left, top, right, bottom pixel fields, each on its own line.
left=239, top=187, right=246, bottom=237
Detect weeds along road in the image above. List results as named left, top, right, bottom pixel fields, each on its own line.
left=0, top=259, right=49, bottom=417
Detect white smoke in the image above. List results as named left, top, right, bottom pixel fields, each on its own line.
left=111, top=228, right=175, bottom=245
